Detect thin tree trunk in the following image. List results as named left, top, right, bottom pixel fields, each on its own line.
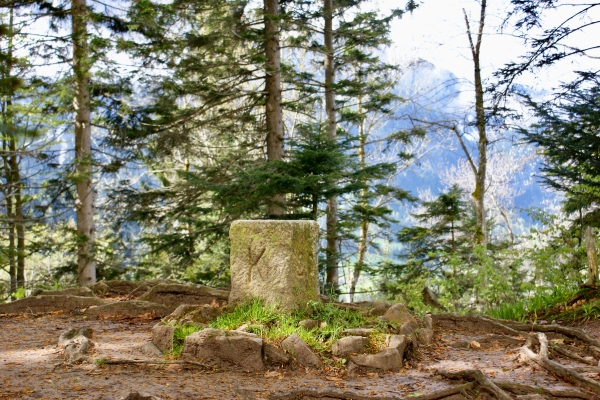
left=9, top=138, right=25, bottom=289
left=2, top=9, right=19, bottom=296
left=72, top=0, right=96, bottom=286
left=324, top=0, right=338, bottom=291
left=349, top=97, right=367, bottom=302
left=585, top=226, right=598, bottom=285
left=463, top=1, right=487, bottom=246
left=264, top=0, right=286, bottom=216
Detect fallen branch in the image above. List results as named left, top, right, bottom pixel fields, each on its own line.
left=494, top=381, right=592, bottom=399
left=520, top=333, right=600, bottom=394
left=267, top=382, right=475, bottom=400
left=436, top=369, right=512, bottom=400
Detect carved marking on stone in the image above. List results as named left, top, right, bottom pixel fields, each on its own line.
left=247, top=239, right=266, bottom=283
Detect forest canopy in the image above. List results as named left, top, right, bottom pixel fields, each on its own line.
left=1, top=0, right=599, bottom=314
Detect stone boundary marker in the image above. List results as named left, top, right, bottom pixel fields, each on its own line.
left=229, top=220, right=319, bottom=312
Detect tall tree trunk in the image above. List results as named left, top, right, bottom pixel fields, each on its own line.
left=463, top=1, right=487, bottom=246
left=72, top=0, right=96, bottom=285
left=586, top=226, right=598, bottom=286
left=2, top=140, right=16, bottom=297
left=324, top=0, right=338, bottom=291
left=349, top=98, right=366, bottom=302
left=2, top=9, right=21, bottom=296
left=264, top=0, right=286, bottom=216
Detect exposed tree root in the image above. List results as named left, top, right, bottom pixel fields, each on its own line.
left=551, top=344, right=597, bottom=366
left=100, top=359, right=209, bottom=369
left=267, top=383, right=475, bottom=400
left=571, top=366, right=600, bottom=374
left=500, top=321, right=600, bottom=349
left=436, top=369, right=512, bottom=400
left=520, top=333, right=600, bottom=394
left=493, top=381, right=592, bottom=399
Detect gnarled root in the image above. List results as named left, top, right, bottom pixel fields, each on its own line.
left=520, top=333, right=600, bottom=394
left=436, top=369, right=512, bottom=400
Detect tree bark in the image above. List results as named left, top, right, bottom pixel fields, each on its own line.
left=463, top=1, right=488, bottom=246
left=349, top=98, right=367, bottom=302
left=1, top=9, right=25, bottom=295
left=264, top=0, right=286, bottom=216
left=324, top=0, right=339, bottom=291
left=585, top=226, right=598, bottom=285
left=72, top=0, right=96, bottom=286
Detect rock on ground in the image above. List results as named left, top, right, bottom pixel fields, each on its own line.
left=83, top=300, right=174, bottom=318
left=387, top=335, right=408, bottom=356
left=342, top=328, right=376, bottom=337
left=350, top=348, right=403, bottom=371
left=299, top=319, right=319, bottom=331
left=59, top=326, right=94, bottom=363
left=417, top=328, right=434, bottom=346
left=152, top=324, right=175, bottom=353
left=138, top=283, right=229, bottom=309
left=331, top=336, right=368, bottom=356
left=133, top=342, right=163, bottom=358
left=280, top=333, right=322, bottom=369
left=229, top=220, right=320, bottom=312
left=0, top=295, right=108, bottom=314
left=263, top=343, right=291, bottom=366
left=380, top=303, right=419, bottom=330
left=182, top=328, right=265, bottom=372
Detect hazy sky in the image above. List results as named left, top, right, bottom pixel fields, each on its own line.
left=380, top=0, right=600, bottom=95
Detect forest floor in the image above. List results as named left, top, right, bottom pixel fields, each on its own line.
left=2, top=310, right=600, bottom=400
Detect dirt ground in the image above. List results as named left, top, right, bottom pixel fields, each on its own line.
left=2, top=312, right=597, bottom=400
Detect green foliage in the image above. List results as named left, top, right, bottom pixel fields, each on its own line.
left=170, top=324, right=204, bottom=358
left=209, top=299, right=372, bottom=353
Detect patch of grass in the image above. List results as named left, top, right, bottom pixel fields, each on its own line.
left=208, top=299, right=376, bottom=354
left=485, top=287, right=578, bottom=322
left=170, top=324, right=204, bottom=358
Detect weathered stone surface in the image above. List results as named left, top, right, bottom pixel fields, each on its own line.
left=368, top=302, right=390, bottom=316
left=166, top=304, right=223, bottom=324
left=399, top=322, right=417, bottom=336
left=166, top=304, right=199, bottom=322
left=342, top=328, right=376, bottom=337
left=229, top=220, right=319, bottom=311
left=59, top=327, right=94, bottom=363
left=280, top=333, right=322, bottom=369
left=423, top=313, right=433, bottom=330
left=299, top=319, right=319, bottom=331
left=182, top=328, right=265, bottom=371
left=134, top=342, right=164, bottom=358
left=381, top=304, right=418, bottom=328
left=422, top=286, right=445, bottom=310
left=138, top=283, right=229, bottom=308
left=331, top=336, right=368, bottom=356
left=387, top=335, right=407, bottom=356
left=350, top=348, right=402, bottom=371
left=152, top=324, right=175, bottom=352
left=84, top=300, right=174, bottom=318
left=417, top=328, right=434, bottom=346
left=31, top=287, right=96, bottom=298
left=264, top=343, right=291, bottom=366
left=0, top=295, right=108, bottom=314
